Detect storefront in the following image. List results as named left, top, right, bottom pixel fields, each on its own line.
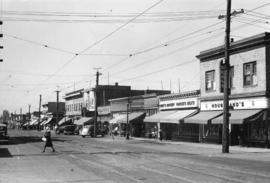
left=185, top=97, right=270, bottom=146
left=144, top=90, right=200, bottom=140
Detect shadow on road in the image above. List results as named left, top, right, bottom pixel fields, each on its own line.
left=0, top=148, right=13, bottom=158
left=6, top=136, right=67, bottom=145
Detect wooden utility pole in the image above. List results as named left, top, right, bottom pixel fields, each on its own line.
left=38, top=95, right=42, bottom=130
left=178, top=79, right=181, bottom=93
left=219, top=1, right=244, bottom=153
left=28, top=104, right=31, bottom=120
left=20, top=108, right=22, bottom=124
left=56, top=89, right=60, bottom=126
left=126, top=99, right=130, bottom=140
left=222, top=0, right=232, bottom=154
left=94, top=68, right=102, bottom=137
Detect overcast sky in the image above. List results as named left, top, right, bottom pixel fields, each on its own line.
left=1, top=0, right=270, bottom=114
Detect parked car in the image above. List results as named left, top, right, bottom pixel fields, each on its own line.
left=0, top=123, right=8, bottom=140
left=74, top=125, right=82, bottom=135
left=81, top=125, right=106, bottom=138
left=56, top=125, right=75, bottom=135
left=63, top=125, right=76, bottom=135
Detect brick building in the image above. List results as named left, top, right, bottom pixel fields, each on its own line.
left=186, top=32, right=270, bottom=147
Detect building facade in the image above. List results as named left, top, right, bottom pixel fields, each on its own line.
left=144, top=90, right=200, bottom=140
left=193, top=32, right=270, bottom=147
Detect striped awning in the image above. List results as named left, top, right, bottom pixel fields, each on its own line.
left=184, top=111, right=223, bottom=124
left=211, top=110, right=263, bottom=124
left=144, top=110, right=177, bottom=123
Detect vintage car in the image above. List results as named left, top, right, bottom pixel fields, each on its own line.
left=81, top=125, right=105, bottom=138
left=0, top=123, right=8, bottom=140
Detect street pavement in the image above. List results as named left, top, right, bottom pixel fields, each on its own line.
left=1, top=129, right=270, bottom=183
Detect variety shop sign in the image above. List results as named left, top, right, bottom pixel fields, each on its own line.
left=159, top=97, right=198, bottom=110
left=201, top=97, right=269, bottom=110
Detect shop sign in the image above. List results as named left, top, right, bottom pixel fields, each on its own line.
left=159, top=97, right=198, bottom=110
left=201, top=97, right=269, bottom=110
left=98, top=106, right=111, bottom=115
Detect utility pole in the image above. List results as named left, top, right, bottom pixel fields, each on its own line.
left=28, top=105, right=31, bottom=121
left=178, top=79, right=181, bottom=93
left=0, top=20, right=3, bottom=62
left=56, top=88, right=60, bottom=127
left=38, top=95, right=42, bottom=130
left=94, top=67, right=102, bottom=137
left=126, top=99, right=130, bottom=140
left=20, top=108, right=22, bottom=123
left=218, top=1, right=243, bottom=153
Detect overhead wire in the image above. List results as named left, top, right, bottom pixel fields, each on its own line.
left=112, top=4, right=270, bottom=85
left=109, top=27, right=225, bottom=77
left=4, top=33, right=129, bottom=57
left=38, top=0, right=165, bottom=85
left=118, top=58, right=197, bottom=83
left=102, top=20, right=225, bottom=72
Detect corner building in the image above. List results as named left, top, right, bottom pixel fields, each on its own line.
left=190, top=32, right=270, bottom=147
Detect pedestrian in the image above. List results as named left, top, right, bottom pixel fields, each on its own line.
left=159, top=130, right=163, bottom=141
left=42, top=126, right=55, bottom=153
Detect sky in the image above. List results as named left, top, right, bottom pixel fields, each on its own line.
left=0, top=0, right=270, bottom=114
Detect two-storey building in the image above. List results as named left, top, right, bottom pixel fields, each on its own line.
left=186, top=33, right=270, bottom=147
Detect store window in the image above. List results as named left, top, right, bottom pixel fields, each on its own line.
left=243, top=61, right=257, bottom=86
left=205, top=70, right=215, bottom=91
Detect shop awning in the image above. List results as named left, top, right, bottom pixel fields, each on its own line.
left=23, top=122, right=30, bottom=126
left=211, top=110, right=263, bottom=124
left=109, top=115, right=126, bottom=124
left=44, top=118, right=53, bottom=125
left=40, top=119, right=48, bottom=126
left=117, top=112, right=145, bottom=124
left=74, top=117, right=93, bottom=125
left=58, top=117, right=71, bottom=126
left=161, top=109, right=198, bottom=124
left=29, top=120, right=38, bottom=126
left=98, top=115, right=111, bottom=123
left=184, top=111, right=223, bottom=124
left=144, top=110, right=178, bottom=123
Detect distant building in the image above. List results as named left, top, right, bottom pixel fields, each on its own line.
left=64, top=83, right=171, bottom=119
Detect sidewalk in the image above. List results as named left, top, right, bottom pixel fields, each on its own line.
left=106, top=135, right=270, bottom=152
left=100, top=135, right=270, bottom=162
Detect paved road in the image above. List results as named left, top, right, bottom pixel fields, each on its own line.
left=1, top=129, right=270, bottom=183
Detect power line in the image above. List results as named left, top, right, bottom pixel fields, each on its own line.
left=3, top=15, right=219, bottom=23
left=0, top=69, right=92, bottom=77
left=4, top=33, right=129, bottom=57
left=39, top=0, right=165, bottom=85
left=102, top=21, right=224, bottom=72
left=109, top=29, right=225, bottom=77
left=118, top=59, right=197, bottom=83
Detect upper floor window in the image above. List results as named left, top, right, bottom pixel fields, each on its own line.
left=220, top=65, right=234, bottom=92
left=205, top=70, right=215, bottom=91
left=243, top=61, right=257, bottom=86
